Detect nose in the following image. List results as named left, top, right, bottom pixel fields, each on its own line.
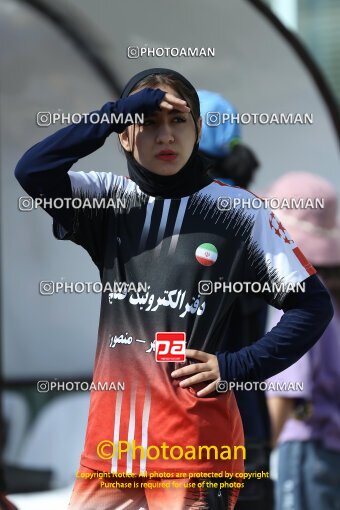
left=155, top=121, right=175, bottom=144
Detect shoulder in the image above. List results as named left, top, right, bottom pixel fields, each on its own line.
left=67, top=171, right=141, bottom=195
left=196, top=179, right=265, bottom=217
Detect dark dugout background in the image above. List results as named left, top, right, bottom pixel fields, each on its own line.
left=0, top=0, right=339, bottom=502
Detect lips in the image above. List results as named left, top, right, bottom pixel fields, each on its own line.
left=156, top=150, right=177, bottom=161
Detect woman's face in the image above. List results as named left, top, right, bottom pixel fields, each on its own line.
left=119, top=84, right=201, bottom=176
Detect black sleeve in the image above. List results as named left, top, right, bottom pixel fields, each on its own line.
left=217, top=274, right=334, bottom=381
left=14, top=102, right=119, bottom=234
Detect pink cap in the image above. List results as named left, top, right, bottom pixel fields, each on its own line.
left=265, top=172, right=340, bottom=266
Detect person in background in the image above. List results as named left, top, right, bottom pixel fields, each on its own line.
left=266, top=172, right=340, bottom=510
left=198, top=90, right=259, bottom=189
left=198, top=90, right=273, bottom=510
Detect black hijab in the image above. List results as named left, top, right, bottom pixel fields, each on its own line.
left=120, top=68, right=212, bottom=198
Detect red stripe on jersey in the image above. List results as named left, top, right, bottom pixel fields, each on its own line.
left=293, top=247, right=316, bottom=276
left=214, top=179, right=230, bottom=187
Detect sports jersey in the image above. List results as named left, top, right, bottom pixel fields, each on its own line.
left=15, top=88, right=333, bottom=480
left=52, top=172, right=314, bottom=475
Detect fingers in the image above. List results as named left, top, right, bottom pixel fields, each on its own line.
left=178, top=370, right=216, bottom=389
left=159, top=93, right=190, bottom=113
left=171, top=361, right=207, bottom=379
left=196, top=380, right=220, bottom=397
left=186, top=349, right=210, bottom=362
left=170, top=349, right=221, bottom=397
left=171, top=351, right=215, bottom=378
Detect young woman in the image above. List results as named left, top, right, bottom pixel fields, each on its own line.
left=15, top=68, right=333, bottom=510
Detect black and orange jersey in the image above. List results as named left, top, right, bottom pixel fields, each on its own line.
left=52, top=171, right=314, bottom=475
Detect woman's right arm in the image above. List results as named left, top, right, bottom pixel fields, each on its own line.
left=14, top=89, right=167, bottom=230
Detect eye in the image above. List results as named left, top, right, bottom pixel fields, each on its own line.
left=173, top=116, right=186, bottom=123
left=141, top=117, right=155, bottom=126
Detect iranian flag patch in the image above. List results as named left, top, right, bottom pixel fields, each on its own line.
left=195, top=243, right=218, bottom=266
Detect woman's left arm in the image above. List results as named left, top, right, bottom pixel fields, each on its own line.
left=216, top=274, right=333, bottom=382
left=171, top=275, right=333, bottom=395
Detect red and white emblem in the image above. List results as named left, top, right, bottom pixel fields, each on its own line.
left=269, top=212, right=294, bottom=245
left=155, top=332, right=186, bottom=362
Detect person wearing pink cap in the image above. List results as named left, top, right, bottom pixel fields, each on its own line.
left=265, top=172, right=340, bottom=510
